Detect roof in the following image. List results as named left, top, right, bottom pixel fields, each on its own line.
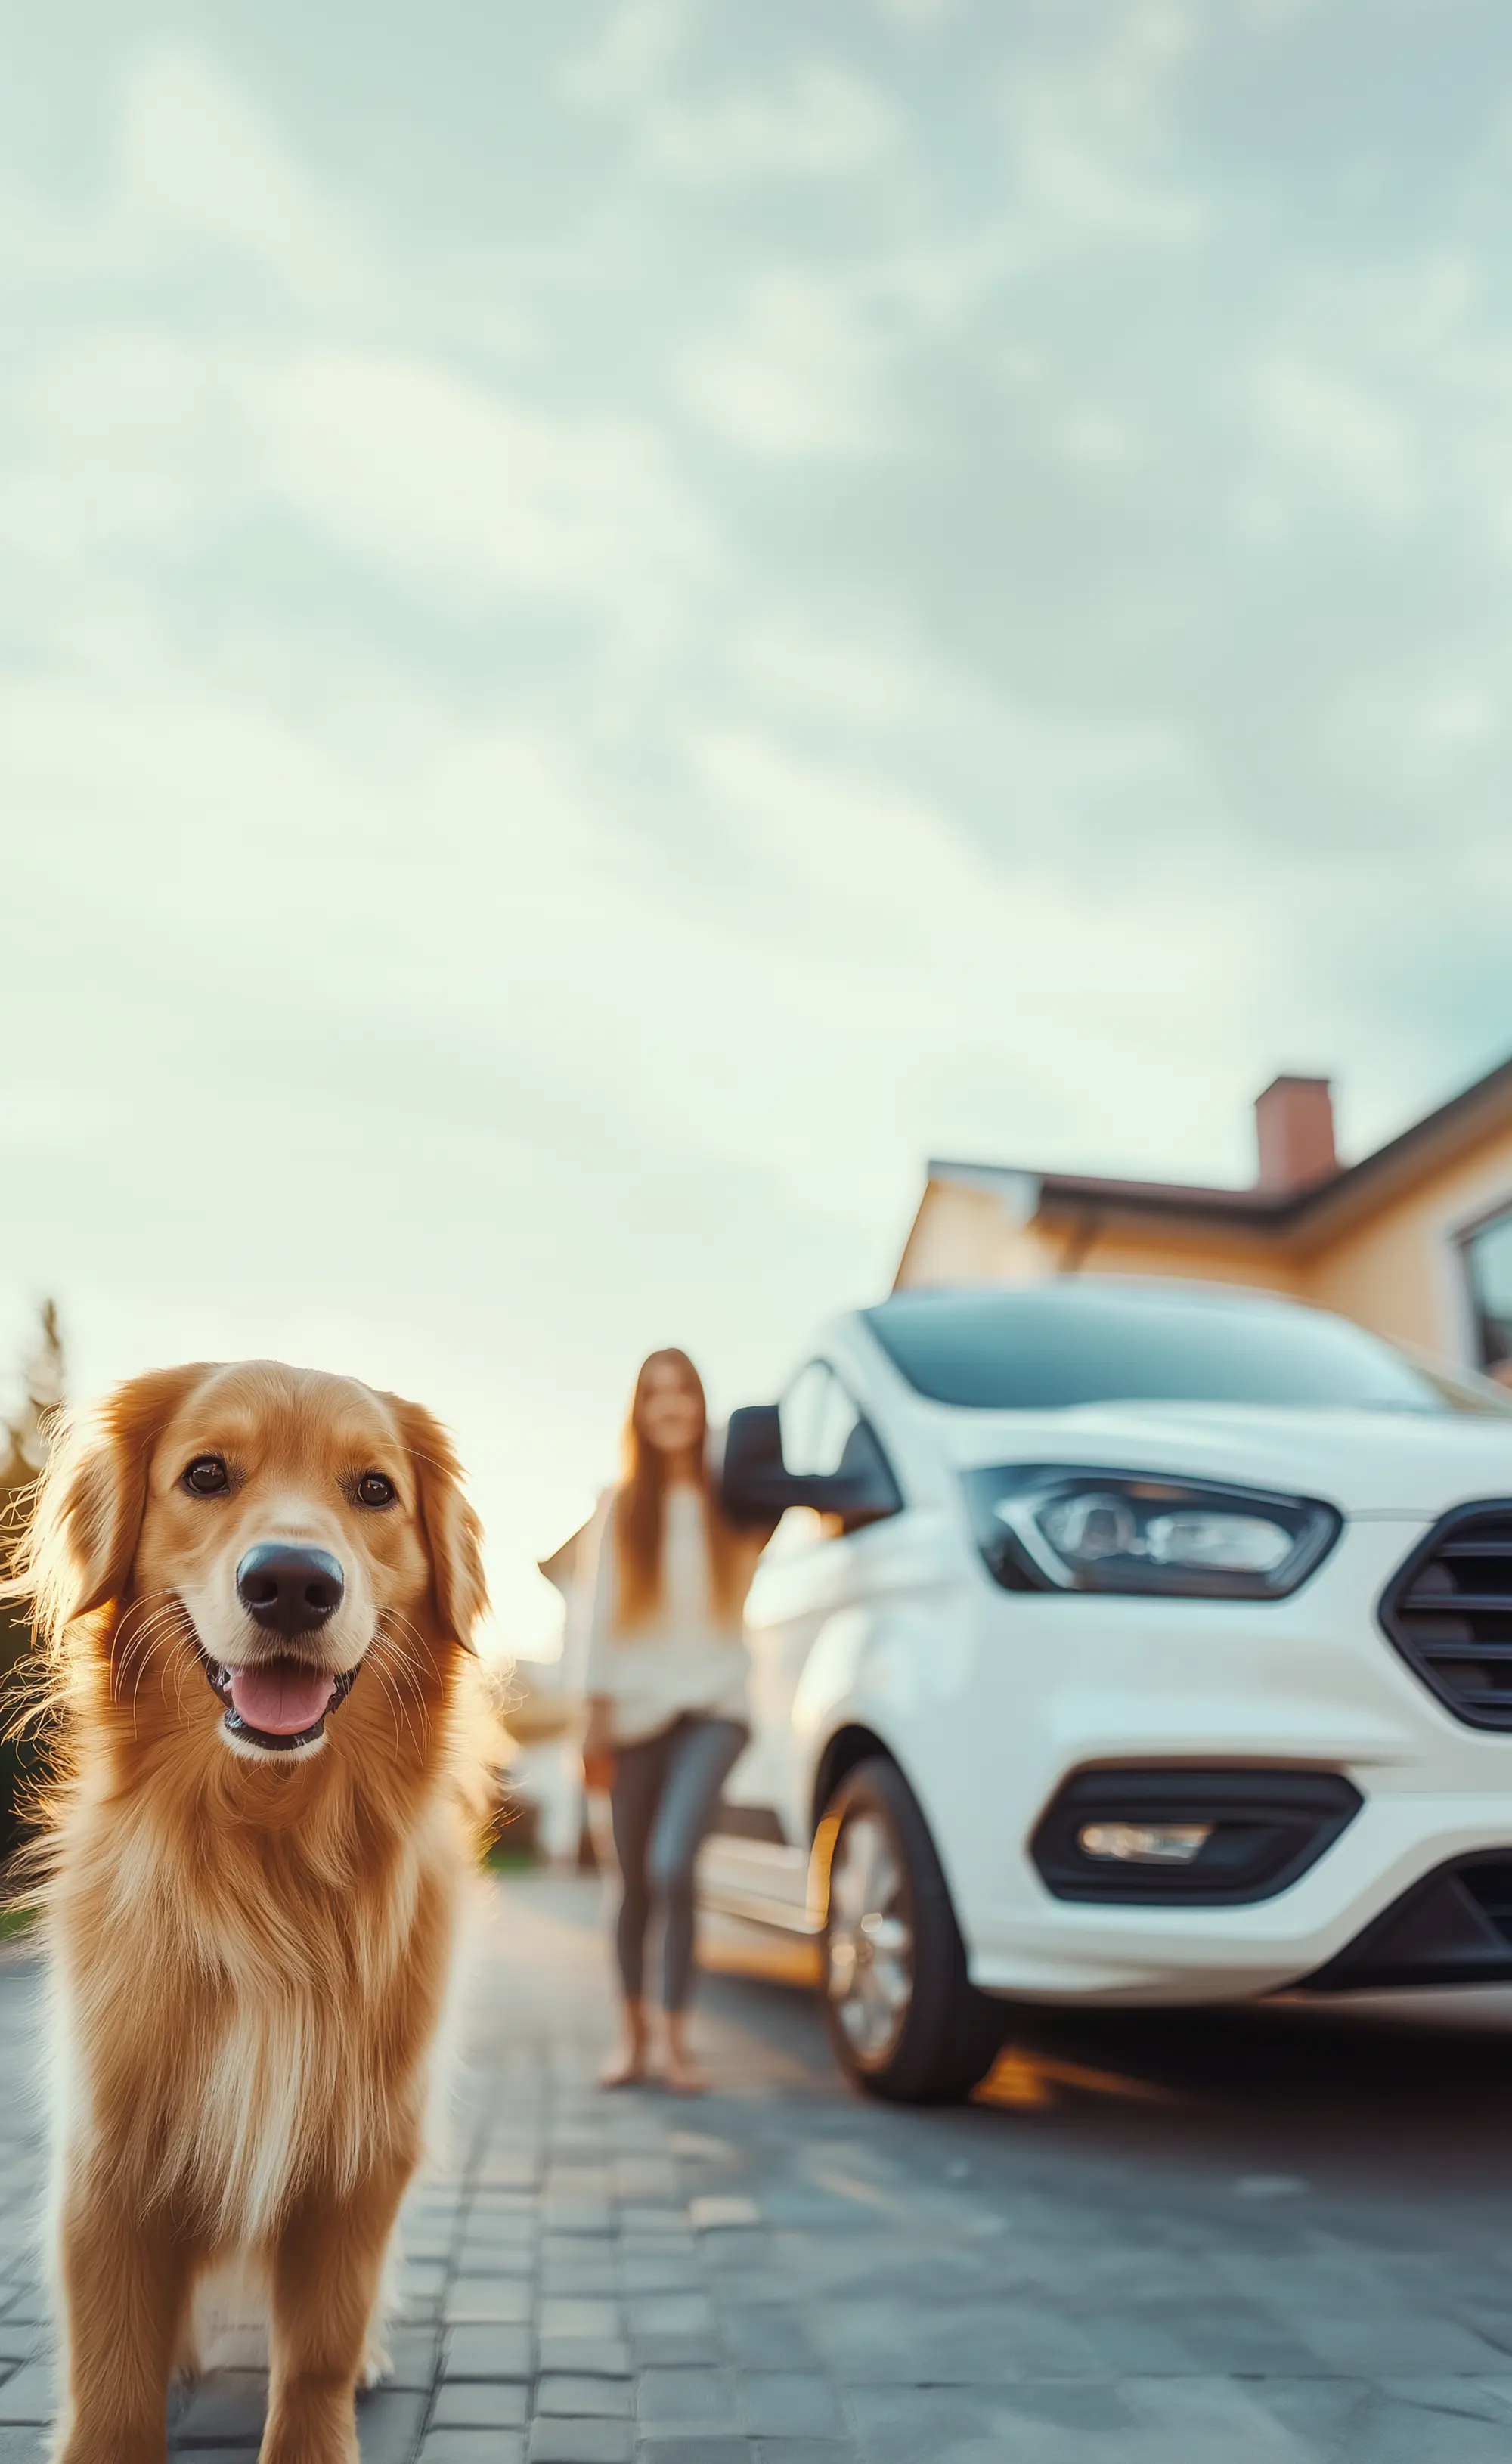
left=925, top=1051, right=1512, bottom=1242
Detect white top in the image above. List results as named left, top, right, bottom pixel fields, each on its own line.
left=584, top=1484, right=751, bottom=1746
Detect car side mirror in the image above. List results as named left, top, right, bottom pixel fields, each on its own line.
left=721, top=1403, right=902, bottom=1530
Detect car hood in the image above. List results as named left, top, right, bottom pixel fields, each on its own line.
left=928, top=1399, right=1512, bottom=1519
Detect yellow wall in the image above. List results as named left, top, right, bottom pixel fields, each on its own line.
left=1298, top=1116, right=1512, bottom=1358
left=895, top=1183, right=1051, bottom=1288
left=1049, top=1222, right=1302, bottom=1297
left=897, top=1113, right=1512, bottom=1370
left=897, top=1183, right=1299, bottom=1297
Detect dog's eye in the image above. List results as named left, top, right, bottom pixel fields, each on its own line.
left=182, top=1456, right=229, bottom=1497
left=356, top=1471, right=396, bottom=1510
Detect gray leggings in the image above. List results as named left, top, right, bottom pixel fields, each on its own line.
left=608, top=1715, right=748, bottom=2012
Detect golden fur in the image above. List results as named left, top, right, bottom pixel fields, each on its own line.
left=4, top=1359, right=497, bottom=2464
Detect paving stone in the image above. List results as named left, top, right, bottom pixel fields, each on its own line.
left=541, top=2256, right=619, bottom=2286
left=528, top=2421, right=634, bottom=2464
left=689, top=2197, right=761, bottom=2233
left=634, top=2331, right=724, bottom=2367
left=447, top=2280, right=534, bottom=2324
left=737, top=2376, right=846, bottom=2438
left=810, top=2295, right=1102, bottom=2385
left=618, top=2258, right=706, bottom=2294
left=383, top=2328, right=445, bottom=2389
left=420, top=2435, right=526, bottom=2464
left=536, top=2338, right=633, bottom=2378
left=638, top=2367, right=741, bottom=2427
left=429, top=2377, right=530, bottom=2428
left=445, top=2324, right=534, bottom=2380
left=543, top=2205, right=615, bottom=2238
left=1303, top=2316, right=1508, bottom=2377
left=355, top=2388, right=431, bottom=2463
left=751, top=2446, right=857, bottom=2464
left=637, top=2444, right=754, bottom=2464
left=0, top=2364, right=52, bottom=2424
left=718, top=2312, right=820, bottom=2373
left=628, top=2293, right=717, bottom=2335
left=175, top=2371, right=268, bottom=2437
left=535, top=2376, right=634, bottom=2417
left=538, top=2298, right=621, bottom=2340
left=1342, top=2400, right=1510, bottom=2462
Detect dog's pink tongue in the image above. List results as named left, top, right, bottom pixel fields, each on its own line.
left=226, top=1663, right=335, bottom=1737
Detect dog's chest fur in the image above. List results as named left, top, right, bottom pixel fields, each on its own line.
left=49, top=1805, right=462, bottom=2249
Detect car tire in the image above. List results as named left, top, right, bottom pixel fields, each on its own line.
left=817, top=1756, right=1003, bottom=2104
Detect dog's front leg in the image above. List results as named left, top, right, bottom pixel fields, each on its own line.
left=260, top=2152, right=414, bottom=2464
left=51, top=2175, right=197, bottom=2464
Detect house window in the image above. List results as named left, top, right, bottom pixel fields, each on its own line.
left=1464, top=1207, right=1512, bottom=1384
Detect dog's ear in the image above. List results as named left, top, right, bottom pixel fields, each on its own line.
left=386, top=1397, right=488, bottom=1652
left=6, top=1364, right=209, bottom=1650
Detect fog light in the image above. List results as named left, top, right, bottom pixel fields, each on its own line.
left=1077, top=1821, right=1213, bottom=1866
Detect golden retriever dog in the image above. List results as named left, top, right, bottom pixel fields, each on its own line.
left=5, top=1359, right=494, bottom=2464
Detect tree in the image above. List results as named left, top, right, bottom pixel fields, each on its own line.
left=0, top=1301, right=64, bottom=1858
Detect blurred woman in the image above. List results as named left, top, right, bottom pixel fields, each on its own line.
left=582, top=1348, right=763, bottom=2093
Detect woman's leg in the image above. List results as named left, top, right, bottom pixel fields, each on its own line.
left=646, top=1717, right=749, bottom=2085
left=603, top=1728, right=674, bottom=2084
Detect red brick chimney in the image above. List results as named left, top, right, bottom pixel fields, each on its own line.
left=1254, top=1076, right=1338, bottom=1194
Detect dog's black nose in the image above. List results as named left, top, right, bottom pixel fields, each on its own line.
left=235, top=1544, right=345, bottom=1638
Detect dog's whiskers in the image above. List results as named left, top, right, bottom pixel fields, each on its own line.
left=114, top=1593, right=194, bottom=1736
left=368, top=1624, right=426, bottom=1758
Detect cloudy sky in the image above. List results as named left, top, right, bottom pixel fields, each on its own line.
left=4, top=0, right=1511, bottom=1645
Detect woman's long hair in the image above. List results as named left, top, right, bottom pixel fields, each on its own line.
left=614, top=1350, right=742, bottom=1630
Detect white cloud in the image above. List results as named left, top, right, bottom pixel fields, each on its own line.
left=737, top=621, right=942, bottom=728
left=999, top=6, right=1208, bottom=254
left=681, top=274, right=892, bottom=457
left=1257, top=355, right=1417, bottom=518
left=4, top=323, right=716, bottom=631
left=1052, top=404, right=1141, bottom=474
left=564, top=0, right=692, bottom=111
left=875, top=0, right=960, bottom=26
left=246, top=345, right=715, bottom=616
left=644, top=61, right=900, bottom=183
left=567, top=8, right=899, bottom=184
left=118, top=42, right=363, bottom=299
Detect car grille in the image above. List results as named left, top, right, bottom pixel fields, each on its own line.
left=1304, top=1851, right=1512, bottom=1989
left=1462, top=1858, right=1512, bottom=1940
left=1380, top=1503, right=1512, bottom=1731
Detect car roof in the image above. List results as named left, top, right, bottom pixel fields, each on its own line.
left=867, top=1275, right=1322, bottom=1318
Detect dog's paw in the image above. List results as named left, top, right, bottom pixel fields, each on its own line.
left=359, top=2337, right=393, bottom=2390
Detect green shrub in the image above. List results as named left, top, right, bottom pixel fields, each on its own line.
left=0, top=1303, right=63, bottom=1859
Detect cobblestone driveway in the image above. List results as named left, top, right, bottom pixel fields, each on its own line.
left=5, top=1873, right=1512, bottom=2461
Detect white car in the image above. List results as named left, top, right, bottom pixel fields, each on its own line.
left=703, top=1278, right=1512, bottom=2103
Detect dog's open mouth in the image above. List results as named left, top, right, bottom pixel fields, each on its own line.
left=200, top=1652, right=359, bottom=1752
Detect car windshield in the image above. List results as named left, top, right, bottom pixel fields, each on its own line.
left=863, top=1285, right=1503, bottom=1415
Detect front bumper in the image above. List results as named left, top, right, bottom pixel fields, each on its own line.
left=863, top=1517, right=1512, bottom=2005
left=1303, top=1852, right=1512, bottom=1991
left=965, top=1791, right=1512, bottom=2003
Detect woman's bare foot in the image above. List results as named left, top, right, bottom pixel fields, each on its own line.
left=599, top=2004, right=649, bottom=2089
left=599, top=2047, right=648, bottom=2088
left=662, top=2018, right=709, bottom=2095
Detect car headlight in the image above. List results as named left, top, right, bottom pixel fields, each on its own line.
left=962, top=1464, right=1341, bottom=1599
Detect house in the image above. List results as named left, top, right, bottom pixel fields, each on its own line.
left=895, top=1057, right=1512, bottom=1384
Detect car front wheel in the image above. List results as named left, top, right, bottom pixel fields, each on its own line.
left=818, top=1756, right=1003, bottom=2104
